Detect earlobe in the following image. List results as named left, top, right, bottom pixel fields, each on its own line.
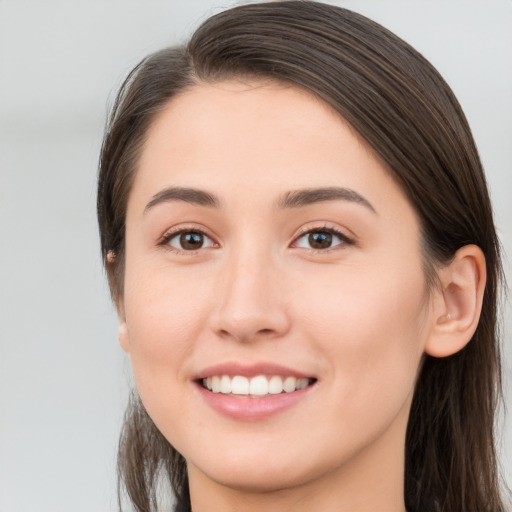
left=425, top=245, right=486, bottom=358
left=118, top=321, right=131, bottom=353
left=106, top=250, right=130, bottom=352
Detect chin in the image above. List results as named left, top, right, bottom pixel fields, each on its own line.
left=196, top=460, right=319, bottom=494
left=185, top=437, right=350, bottom=496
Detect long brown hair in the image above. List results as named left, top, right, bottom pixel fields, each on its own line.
left=97, top=2, right=507, bottom=511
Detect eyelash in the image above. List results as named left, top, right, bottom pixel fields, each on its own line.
left=159, top=225, right=217, bottom=254
left=292, top=224, right=354, bottom=253
left=159, top=224, right=354, bottom=254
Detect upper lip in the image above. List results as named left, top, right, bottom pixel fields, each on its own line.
left=193, top=361, right=315, bottom=380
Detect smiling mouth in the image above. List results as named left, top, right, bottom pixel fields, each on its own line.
left=200, top=375, right=317, bottom=397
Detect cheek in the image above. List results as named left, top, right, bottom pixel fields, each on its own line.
left=297, top=264, right=428, bottom=408
left=122, top=263, right=212, bottom=388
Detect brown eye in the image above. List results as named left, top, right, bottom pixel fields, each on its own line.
left=180, top=232, right=204, bottom=250
left=168, top=231, right=215, bottom=251
left=308, top=231, right=333, bottom=249
left=294, top=228, right=350, bottom=251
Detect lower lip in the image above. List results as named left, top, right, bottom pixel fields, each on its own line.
left=195, top=382, right=314, bottom=421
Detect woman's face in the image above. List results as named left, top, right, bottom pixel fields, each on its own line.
left=120, top=80, right=435, bottom=492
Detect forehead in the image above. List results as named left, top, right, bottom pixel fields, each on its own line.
left=133, top=79, right=388, bottom=195
left=163, top=78, right=345, bottom=129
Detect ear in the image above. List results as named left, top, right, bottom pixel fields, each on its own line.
left=107, top=250, right=130, bottom=354
left=425, top=245, right=486, bottom=358
left=118, top=321, right=131, bottom=354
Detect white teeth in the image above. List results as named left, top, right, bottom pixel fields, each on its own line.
left=297, top=378, right=309, bottom=390
left=202, top=375, right=312, bottom=396
left=231, top=376, right=249, bottom=395
left=220, top=375, right=231, bottom=394
left=249, top=375, right=268, bottom=396
left=268, top=375, right=283, bottom=394
left=283, top=376, right=297, bottom=393
left=211, top=375, right=221, bottom=393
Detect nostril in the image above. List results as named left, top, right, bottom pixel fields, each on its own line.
left=212, top=301, right=291, bottom=343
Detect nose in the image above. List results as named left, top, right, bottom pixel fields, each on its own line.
left=210, top=247, right=291, bottom=343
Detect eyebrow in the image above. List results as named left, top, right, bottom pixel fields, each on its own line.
left=144, top=185, right=376, bottom=213
left=144, top=187, right=220, bottom=212
left=277, top=187, right=376, bottom=213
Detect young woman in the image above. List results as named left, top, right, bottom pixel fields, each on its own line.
left=97, top=2, right=507, bottom=511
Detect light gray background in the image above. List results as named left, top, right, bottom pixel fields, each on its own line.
left=1, top=1, right=510, bottom=511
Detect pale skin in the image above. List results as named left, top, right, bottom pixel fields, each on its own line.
left=112, top=80, right=486, bottom=512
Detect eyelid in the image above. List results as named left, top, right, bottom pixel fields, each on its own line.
left=290, top=223, right=355, bottom=251
left=158, top=223, right=220, bottom=253
left=157, top=222, right=355, bottom=254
